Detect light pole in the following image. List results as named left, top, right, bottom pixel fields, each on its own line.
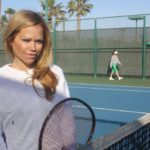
left=128, top=15, right=145, bottom=28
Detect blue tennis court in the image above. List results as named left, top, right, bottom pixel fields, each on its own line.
left=68, top=83, right=150, bottom=139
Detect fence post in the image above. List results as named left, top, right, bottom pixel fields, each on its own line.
left=93, top=19, right=97, bottom=78
left=142, top=16, right=146, bottom=79
left=53, top=23, right=57, bottom=64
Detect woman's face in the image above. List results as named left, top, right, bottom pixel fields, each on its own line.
left=11, top=24, right=44, bottom=70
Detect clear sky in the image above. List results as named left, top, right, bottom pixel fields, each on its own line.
left=2, top=0, right=150, bottom=19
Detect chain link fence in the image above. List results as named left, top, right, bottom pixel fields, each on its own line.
left=0, top=13, right=150, bottom=79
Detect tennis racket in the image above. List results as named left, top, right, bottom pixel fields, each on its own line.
left=38, top=97, right=96, bottom=150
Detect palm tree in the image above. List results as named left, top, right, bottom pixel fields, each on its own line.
left=53, top=3, right=67, bottom=31
left=39, top=0, right=66, bottom=31
left=67, top=0, right=93, bottom=31
left=59, top=12, right=67, bottom=31
left=0, top=14, right=7, bottom=31
left=5, top=8, right=15, bottom=21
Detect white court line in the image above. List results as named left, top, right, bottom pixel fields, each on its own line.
left=69, top=86, right=150, bottom=93
left=91, top=107, right=148, bottom=115
left=75, top=105, right=148, bottom=115
left=69, top=82, right=150, bottom=89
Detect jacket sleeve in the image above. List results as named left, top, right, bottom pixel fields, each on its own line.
left=0, top=128, right=7, bottom=150
left=116, top=56, right=122, bottom=65
left=0, top=78, right=8, bottom=149
left=0, top=77, right=18, bottom=150
left=50, top=65, right=70, bottom=98
left=0, top=88, right=8, bottom=149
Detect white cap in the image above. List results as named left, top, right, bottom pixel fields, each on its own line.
left=114, top=51, right=118, bottom=54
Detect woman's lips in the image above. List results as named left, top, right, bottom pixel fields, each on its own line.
left=26, top=54, right=37, bottom=59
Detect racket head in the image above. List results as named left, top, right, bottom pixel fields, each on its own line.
left=38, top=97, right=96, bottom=150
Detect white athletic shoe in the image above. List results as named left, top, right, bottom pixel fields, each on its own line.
left=109, top=77, right=114, bottom=80
left=118, top=77, right=123, bottom=80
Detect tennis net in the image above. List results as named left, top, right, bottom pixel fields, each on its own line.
left=79, top=113, right=150, bottom=150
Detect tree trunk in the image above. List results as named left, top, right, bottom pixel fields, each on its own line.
left=77, top=15, right=81, bottom=31
left=62, top=20, right=65, bottom=31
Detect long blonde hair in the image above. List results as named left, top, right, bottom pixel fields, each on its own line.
left=3, top=10, right=58, bottom=100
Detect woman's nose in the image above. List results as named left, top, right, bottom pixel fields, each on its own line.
left=30, top=42, right=36, bottom=51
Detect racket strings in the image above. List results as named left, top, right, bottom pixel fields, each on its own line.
left=73, top=104, right=93, bottom=144
left=39, top=98, right=95, bottom=150
left=42, top=106, right=65, bottom=150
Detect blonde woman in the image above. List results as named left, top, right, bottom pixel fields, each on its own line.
left=0, top=10, right=74, bottom=150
